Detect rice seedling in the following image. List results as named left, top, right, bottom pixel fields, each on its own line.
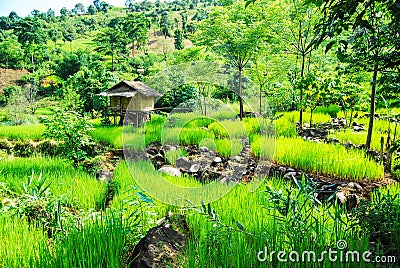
left=198, top=138, right=217, bottom=151
left=165, top=148, right=187, bottom=165
left=250, top=135, right=275, bottom=160
left=274, top=116, right=297, bottom=138
left=0, top=216, right=47, bottom=268
left=328, top=129, right=387, bottom=151
left=258, top=137, right=385, bottom=180
left=184, top=178, right=370, bottom=268
left=161, top=127, right=180, bottom=145
left=0, top=124, right=45, bottom=140
left=91, top=126, right=124, bottom=148
left=179, top=127, right=215, bottom=146
left=34, top=211, right=131, bottom=268
left=214, top=139, right=243, bottom=157
left=209, top=120, right=248, bottom=139
left=0, top=157, right=107, bottom=209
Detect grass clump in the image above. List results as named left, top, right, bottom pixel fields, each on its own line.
left=268, top=137, right=384, bottom=180
left=215, top=139, right=243, bottom=157
left=0, top=124, right=45, bottom=140
left=329, top=129, right=387, bottom=151
left=91, top=126, right=124, bottom=148
left=0, top=157, right=107, bottom=209
left=0, top=216, right=47, bottom=267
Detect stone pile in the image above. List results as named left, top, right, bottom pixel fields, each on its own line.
left=146, top=141, right=270, bottom=183
left=269, top=164, right=369, bottom=210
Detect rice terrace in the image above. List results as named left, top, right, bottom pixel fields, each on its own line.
left=0, top=0, right=399, bottom=267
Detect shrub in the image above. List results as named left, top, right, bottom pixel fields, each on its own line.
left=352, top=188, right=400, bottom=257
left=43, top=111, right=95, bottom=165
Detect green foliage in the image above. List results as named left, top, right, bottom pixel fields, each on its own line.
left=63, top=62, right=118, bottom=114
left=0, top=35, right=24, bottom=69
left=43, top=111, right=95, bottom=165
left=155, top=84, right=199, bottom=110
left=174, top=29, right=184, bottom=50
left=352, top=187, right=400, bottom=257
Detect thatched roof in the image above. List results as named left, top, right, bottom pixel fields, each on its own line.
left=99, top=80, right=162, bottom=98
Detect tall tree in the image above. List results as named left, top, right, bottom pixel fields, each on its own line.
left=159, top=11, right=174, bottom=38
left=72, top=3, right=86, bottom=15
left=0, top=35, right=24, bottom=69
left=13, top=17, right=47, bottom=68
left=94, top=28, right=128, bottom=71
left=122, top=13, right=150, bottom=56
left=313, top=0, right=400, bottom=149
left=193, top=1, right=268, bottom=119
left=174, top=29, right=184, bottom=50
left=60, top=7, right=69, bottom=20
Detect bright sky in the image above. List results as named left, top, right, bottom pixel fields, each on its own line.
left=0, top=0, right=126, bottom=17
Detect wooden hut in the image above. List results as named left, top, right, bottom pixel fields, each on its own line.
left=99, top=80, right=162, bottom=126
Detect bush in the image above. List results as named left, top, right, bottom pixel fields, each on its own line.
left=43, top=111, right=95, bottom=165
left=352, top=188, right=400, bottom=256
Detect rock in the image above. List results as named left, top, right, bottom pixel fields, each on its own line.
left=329, top=137, right=339, bottom=144
left=347, top=182, right=355, bottom=188
left=336, top=191, right=347, bottom=204
left=344, top=141, right=353, bottom=149
left=213, top=157, right=222, bottom=163
left=199, top=146, right=209, bottom=152
left=354, top=183, right=363, bottom=192
left=153, top=153, right=165, bottom=162
left=286, top=168, right=296, bottom=172
left=346, top=194, right=359, bottom=210
left=162, top=144, right=171, bottom=151
left=128, top=214, right=188, bottom=268
left=158, top=166, right=181, bottom=177
left=146, top=146, right=159, bottom=156
left=97, top=171, right=113, bottom=182
left=232, top=156, right=242, bottom=162
left=175, top=157, right=191, bottom=170
left=353, top=125, right=364, bottom=132
left=283, top=172, right=297, bottom=179
left=189, top=164, right=200, bottom=173
left=278, top=167, right=287, bottom=173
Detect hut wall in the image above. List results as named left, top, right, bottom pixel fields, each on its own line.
left=125, top=93, right=154, bottom=111
left=110, top=97, right=121, bottom=108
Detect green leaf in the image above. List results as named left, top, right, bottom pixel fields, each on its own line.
left=325, top=41, right=335, bottom=54
left=236, top=220, right=245, bottom=231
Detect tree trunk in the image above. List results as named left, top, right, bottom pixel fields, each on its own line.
left=299, top=53, right=305, bottom=127
left=239, top=67, right=243, bottom=121
left=111, top=51, right=114, bottom=72
left=131, top=41, right=135, bottom=57
left=259, top=84, right=262, bottom=115
left=366, top=62, right=379, bottom=149
left=204, top=94, right=207, bottom=116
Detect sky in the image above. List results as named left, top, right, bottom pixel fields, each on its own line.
left=0, top=0, right=126, bottom=17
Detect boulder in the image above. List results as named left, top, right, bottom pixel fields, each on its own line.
left=283, top=172, right=297, bottom=179
left=128, top=213, right=188, bottom=268
left=199, top=146, right=209, bottom=152
left=213, top=157, right=222, bottom=163
left=189, top=164, right=201, bottom=173
left=175, top=157, right=191, bottom=171
left=158, top=166, right=181, bottom=177
left=97, top=171, right=113, bottom=182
